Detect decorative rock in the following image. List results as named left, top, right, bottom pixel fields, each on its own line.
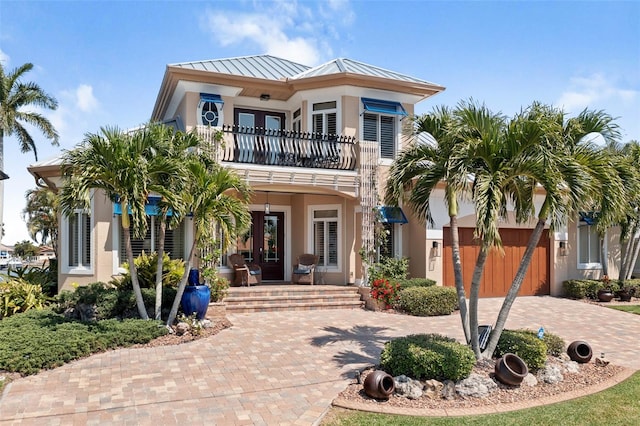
left=77, top=303, right=97, bottom=322
left=522, top=373, right=538, bottom=387
left=393, top=375, right=423, bottom=400
left=201, top=319, right=213, bottom=329
left=539, top=364, right=564, bottom=384
left=175, top=322, right=190, bottom=336
left=441, top=380, right=457, bottom=400
left=423, top=379, right=444, bottom=399
left=456, top=373, right=497, bottom=398
left=562, top=360, right=580, bottom=374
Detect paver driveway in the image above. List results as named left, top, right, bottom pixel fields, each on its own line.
left=1, top=296, right=639, bottom=425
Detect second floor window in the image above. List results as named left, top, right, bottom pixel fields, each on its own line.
left=363, top=113, right=395, bottom=159
left=312, top=101, right=337, bottom=135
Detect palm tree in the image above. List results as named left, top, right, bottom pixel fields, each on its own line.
left=480, top=104, right=624, bottom=358
left=166, top=155, right=252, bottom=326
left=59, top=126, right=183, bottom=319
left=141, top=123, right=199, bottom=320
left=608, top=140, right=640, bottom=280
left=385, top=106, right=474, bottom=342
left=21, top=187, right=59, bottom=252
left=0, top=62, right=59, bottom=237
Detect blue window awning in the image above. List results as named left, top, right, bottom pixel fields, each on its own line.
left=113, top=196, right=173, bottom=217
left=579, top=211, right=598, bottom=225
left=362, top=98, right=407, bottom=117
left=377, top=206, right=408, bottom=224
left=200, top=93, right=224, bottom=105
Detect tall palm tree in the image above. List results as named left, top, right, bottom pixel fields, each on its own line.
left=385, top=106, right=474, bottom=342
left=166, top=155, right=252, bottom=326
left=22, top=187, right=59, bottom=252
left=481, top=104, right=624, bottom=358
left=0, top=62, right=59, bottom=237
left=59, top=126, right=184, bottom=319
left=141, top=123, right=199, bottom=320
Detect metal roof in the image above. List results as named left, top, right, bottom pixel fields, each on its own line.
left=290, top=58, right=440, bottom=86
left=170, top=55, right=440, bottom=87
left=170, top=55, right=311, bottom=80
left=29, top=155, right=63, bottom=168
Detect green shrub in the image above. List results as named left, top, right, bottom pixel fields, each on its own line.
left=10, top=260, right=58, bottom=297
left=515, top=329, right=566, bottom=357
left=112, top=252, right=185, bottom=289
left=396, top=286, right=458, bottom=316
left=380, top=333, right=475, bottom=381
left=0, top=278, right=49, bottom=318
left=368, top=257, right=409, bottom=284
left=0, top=309, right=167, bottom=375
left=54, top=282, right=177, bottom=320
left=621, top=279, right=640, bottom=295
left=397, top=278, right=436, bottom=291
left=494, top=329, right=548, bottom=371
left=562, top=279, right=604, bottom=299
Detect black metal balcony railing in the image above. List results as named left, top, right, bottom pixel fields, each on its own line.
left=220, top=125, right=357, bottom=171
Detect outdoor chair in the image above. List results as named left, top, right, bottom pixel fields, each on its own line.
left=292, top=253, right=319, bottom=285
left=229, top=253, right=262, bottom=286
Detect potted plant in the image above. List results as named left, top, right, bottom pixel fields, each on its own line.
left=596, top=275, right=615, bottom=302
left=616, top=285, right=636, bottom=302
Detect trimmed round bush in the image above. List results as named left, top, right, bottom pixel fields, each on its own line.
left=494, top=329, right=548, bottom=371
left=396, top=286, right=458, bottom=316
left=380, top=333, right=475, bottom=381
left=397, top=278, right=436, bottom=291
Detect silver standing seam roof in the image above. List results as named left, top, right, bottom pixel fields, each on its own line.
left=170, top=55, right=439, bottom=86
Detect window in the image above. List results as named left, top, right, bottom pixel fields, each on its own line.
left=118, top=217, right=185, bottom=264
left=363, top=113, right=396, bottom=159
left=198, top=93, right=224, bottom=127
left=62, top=208, right=92, bottom=273
left=312, top=207, right=340, bottom=269
left=578, top=222, right=601, bottom=268
left=312, top=101, right=337, bottom=135
left=362, top=98, right=406, bottom=160
left=378, top=223, right=395, bottom=261
left=292, top=108, right=301, bottom=133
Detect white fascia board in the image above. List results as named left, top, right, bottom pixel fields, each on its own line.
left=164, top=80, right=242, bottom=120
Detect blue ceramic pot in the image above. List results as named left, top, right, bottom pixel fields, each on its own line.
left=188, top=268, right=200, bottom=286
left=181, top=285, right=211, bottom=320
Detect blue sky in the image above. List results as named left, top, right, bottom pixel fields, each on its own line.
left=1, top=0, right=639, bottom=245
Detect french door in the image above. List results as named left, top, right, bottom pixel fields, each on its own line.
left=237, top=211, right=285, bottom=281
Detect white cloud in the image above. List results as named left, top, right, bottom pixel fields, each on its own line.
left=75, top=84, right=99, bottom=112
left=556, top=73, right=639, bottom=113
left=201, top=0, right=354, bottom=66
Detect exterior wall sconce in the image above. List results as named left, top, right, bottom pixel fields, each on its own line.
left=431, top=241, right=441, bottom=258
left=559, top=241, right=568, bottom=256
left=260, top=93, right=270, bottom=101
left=264, top=192, right=270, bottom=215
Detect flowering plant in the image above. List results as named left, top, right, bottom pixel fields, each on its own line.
left=370, top=278, right=400, bottom=309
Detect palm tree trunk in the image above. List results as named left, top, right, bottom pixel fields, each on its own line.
left=123, top=223, right=149, bottom=320
left=449, top=214, right=470, bottom=343
left=166, top=233, right=199, bottom=326
left=483, top=218, right=546, bottom=357
left=154, top=217, right=167, bottom=320
left=469, top=244, right=489, bottom=359
left=0, top=132, right=5, bottom=239
left=600, top=236, right=609, bottom=276
left=620, top=235, right=632, bottom=280
left=627, top=230, right=640, bottom=280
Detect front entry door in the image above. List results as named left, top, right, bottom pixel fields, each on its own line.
left=241, top=211, right=285, bottom=280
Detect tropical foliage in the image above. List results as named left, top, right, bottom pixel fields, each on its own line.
left=22, top=187, right=58, bottom=252
left=386, top=99, right=626, bottom=359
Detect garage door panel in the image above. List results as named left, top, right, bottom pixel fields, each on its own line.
left=443, top=227, right=550, bottom=297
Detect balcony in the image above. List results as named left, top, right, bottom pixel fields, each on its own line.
left=197, top=125, right=357, bottom=171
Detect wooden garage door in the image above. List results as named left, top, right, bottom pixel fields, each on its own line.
left=443, top=227, right=550, bottom=297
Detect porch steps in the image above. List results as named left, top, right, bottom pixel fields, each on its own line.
left=223, top=285, right=365, bottom=313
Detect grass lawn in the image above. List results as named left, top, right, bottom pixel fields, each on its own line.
left=607, top=305, right=640, bottom=315
left=321, top=371, right=640, bottom=426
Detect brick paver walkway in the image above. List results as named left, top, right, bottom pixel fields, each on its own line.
left=1, top=297, right=639, bottom=425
